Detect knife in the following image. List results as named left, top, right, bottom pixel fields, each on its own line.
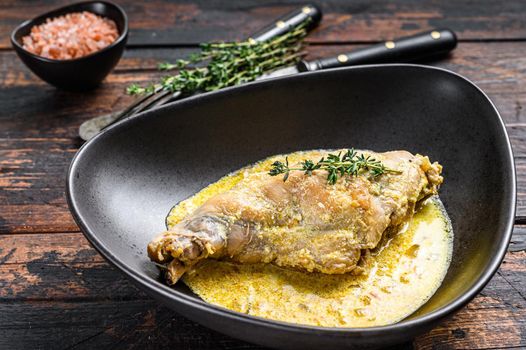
left=79, top=4, right=322, bottom=141
left=260, top=29, right=457, bottom=79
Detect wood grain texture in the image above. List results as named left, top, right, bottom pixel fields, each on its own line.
left=1, top=1, right=525, bottom=348
left=1, top=230, right=523, bottom=301
left=0, top=300, right=272, bottom=350
left=0, top=231, right=523, bottom=349
left=3, top=0, right=526, bottom=49
left=1, top=42, right=526, bottom=234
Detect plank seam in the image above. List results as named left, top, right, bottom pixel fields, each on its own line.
left=0, top=230, right=82, bottom=235
left=1, top=38, right=526, bottom=52
left=496, top=271, right=526, bottom=302
left=61, top=329, right=107, bottom=350
left=0, top=296, right=151, bottom=304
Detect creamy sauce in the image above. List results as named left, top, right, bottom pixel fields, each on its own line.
left=167, top=151, right=453, bottom=328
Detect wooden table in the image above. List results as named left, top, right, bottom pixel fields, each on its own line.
left=1, top=1, right=525, bottom=349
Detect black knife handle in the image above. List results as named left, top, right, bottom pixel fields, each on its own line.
left=300, top=29, right=457, bottom=71
left=250, top=4, right=322, bottom=42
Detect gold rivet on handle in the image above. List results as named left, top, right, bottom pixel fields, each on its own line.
left=248, top=38, right=256, bottom=45
left=302, top=6, right=312, bottom=14
left=276, top=21, right=286, bottom=28
left=385, top=41, right=396, bottom=49
left=337, top=54, right=349, bottom=63
left=431, top=31, right=441, bottom=39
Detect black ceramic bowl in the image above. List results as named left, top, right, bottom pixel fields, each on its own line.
left=67, top=65, right=516, bottom=349
left=10, top=1, right=128, bottom=91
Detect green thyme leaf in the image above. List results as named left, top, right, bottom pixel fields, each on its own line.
left=268, top=149, right=401, bottom=184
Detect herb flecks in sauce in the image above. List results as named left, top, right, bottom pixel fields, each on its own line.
left=166, top=150, right=453, bottom=328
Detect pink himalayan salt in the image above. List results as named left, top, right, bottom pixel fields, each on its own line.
left=22, top=11, right=119, bottom=60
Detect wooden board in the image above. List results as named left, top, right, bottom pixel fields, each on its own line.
left=1, top=1, right=525, bottom=348
left=2, top=42, right=526, bottom=235
left=3, top=0, right=526, bottom=49
left=0, top=231, right=524, bottom=349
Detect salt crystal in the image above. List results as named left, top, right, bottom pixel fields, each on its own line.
left=21, top=11, right=119, bottom=60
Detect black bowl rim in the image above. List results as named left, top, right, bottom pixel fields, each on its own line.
left=67, top=64, right=516, bottom=336
left=10, top=0, right=128, bottom=63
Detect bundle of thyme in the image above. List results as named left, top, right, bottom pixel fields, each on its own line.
left=269, top=149, right=401, bottom=184
left=126, top=22, right=309, bottom=96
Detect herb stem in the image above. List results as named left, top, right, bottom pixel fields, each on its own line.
left=269, top=149, right=402, bottom=185
left=127, top=21, right=310, bottom=96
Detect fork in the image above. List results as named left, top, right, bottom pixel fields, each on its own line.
left=78, top=4, right=322, bottom=141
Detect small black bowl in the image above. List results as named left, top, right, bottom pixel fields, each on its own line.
left=10, top=1, right=128, bottom=91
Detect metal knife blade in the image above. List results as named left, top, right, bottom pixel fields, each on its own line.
left=256, top=65, right=300, bottom=80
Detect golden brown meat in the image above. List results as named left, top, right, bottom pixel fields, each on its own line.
left=148, top=150, right=442, bottom=284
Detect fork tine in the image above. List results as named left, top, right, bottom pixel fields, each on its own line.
left=103, top=89, right=171, bottom=129
left=146, top=91, right=182, bottom=110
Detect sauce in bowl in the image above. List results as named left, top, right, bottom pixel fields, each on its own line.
left=167, top=151, right=453, bottom=327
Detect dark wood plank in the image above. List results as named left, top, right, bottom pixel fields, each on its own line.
left=0, top=229, right=524, bottom=300
left=0, top=232, right=102, bottom=265
left=2, top=0, right=526, bottom=49
left=0, top=262, right=142, bottom=301
left=0, top=300, right=409, bottom=350
left=0, top=232, right=147, bottom=301
left=0, top=300, right=271, bottom=350
left=2, top=43, right=525, bottom=126
left=415, top=252, right=526, bottom=349
left=1, top=41, right=526, bottom=233
left=0, top=229, right=523, bottom=349
left=510, top=225, right=526, bottom=252
left=2, top=2, right=525, bottom=349
left=0, top=301, right=412, bottom=350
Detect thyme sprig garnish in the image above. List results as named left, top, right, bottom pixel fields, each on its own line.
left=126, top=21, right=309, bottom=96
left=269, top=149, right=401, bottom=185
